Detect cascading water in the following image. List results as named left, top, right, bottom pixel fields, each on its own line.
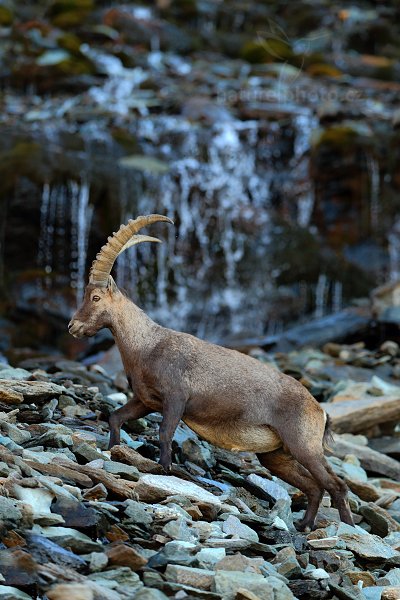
left=70, top=180, right=92, bottom=303
left=292, top=111, right=318, bottom=228
left=389, top=220, right=400, bottom=282
left=114, top=116, right=275, bottom=338
left=314, top=273, right=329, bottom=319
left=33, top=44, right=326, bottom=339
left=367, top=154, right=380, bottom=230
left=37, top=179, right=92, bottom=306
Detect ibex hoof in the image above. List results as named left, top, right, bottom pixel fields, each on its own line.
left=296, top=520, right=313, bottom=533
left=159, top=458, right=172, bottom=473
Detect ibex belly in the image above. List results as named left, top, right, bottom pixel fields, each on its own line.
left=183, top=418, right=282, bottom=453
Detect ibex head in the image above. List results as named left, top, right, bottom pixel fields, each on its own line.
left=68, top=214, right=173, bottom=338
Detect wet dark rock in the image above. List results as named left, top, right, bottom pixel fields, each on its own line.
left=24, top=533, right=86, bottom=570
left=51, top=496, right=101, bottom=528
left=181, top=438, right=216, bottom=471
left=275, top=309, right=372, bottom=352
left=40, top=526, right=103, bottom=554
left=359, top=504, right=400, bottom=537
left=289, top=579, right=331, bottom=599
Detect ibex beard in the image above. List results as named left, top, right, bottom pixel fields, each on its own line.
left=69, top=213, right=354, bottom=531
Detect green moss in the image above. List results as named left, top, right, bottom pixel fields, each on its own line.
left=0, top=142, right=46, bottom=195
left=55, top=56, right=95, bottom=75
left=57, top=32, right=83, bottom=54
left=372, top=65, right=396, bottom=81
left=313, top=126, right=359, bottom=149
left=0, top=5, right=13, bottom=26
left=47, top=0, right=94, bottom=27
left=111, top=128, right=138, bottom=152
left=241, top=38, right=295, bottom=65
left=306, top=62, right=342, bottom=78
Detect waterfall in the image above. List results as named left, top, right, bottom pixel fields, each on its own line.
left=70, top=180, right=92, bottom=302
left=38, top=180, right=92, bottom=304
left=293, top=111, right=318, bottom=228
left=367, top=154, right=380, bottom=230
left=314, top=273, right=329, bottom=318
left=115, top=116, right=273, bottom=338
left=332, top=280, right=343, bottom=313
left=389, top=221, right=400, bottom=282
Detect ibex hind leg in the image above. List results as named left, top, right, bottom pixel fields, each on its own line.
left=296, top=451, right=354, bottom=526
left=108, top=400, right=150, bottom=449
left=257, top=449, right=323, bottom=531
left=277, top=415, right=354, bottom=526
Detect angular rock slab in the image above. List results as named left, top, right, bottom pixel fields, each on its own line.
left=0, top=380, right=68, bottom=404
left=133, top=474, right=222, bottom=507
left=339, top=529, right=400, bottom=562
left=213, top=571, right=295, bottom=600
left=0, top=586, right=32, bottom=600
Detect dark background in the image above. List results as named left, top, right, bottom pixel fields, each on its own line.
left=1, top=0, right=400, bottom=359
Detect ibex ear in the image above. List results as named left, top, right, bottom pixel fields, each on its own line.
left=107, top=276, right=119, bottom=294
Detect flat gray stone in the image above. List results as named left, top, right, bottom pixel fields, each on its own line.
left=0, top=585, right=32, bottom=600
left=0, top=380, right=67, bottom=404
left=136, top=474, right=221, bottom=507
left=162, top=518, right=199, bottom=543
left=40, top=527, right=103, bottom=554
left=213, top=571, right=295, bottom=600
left=196, top=548, right=226, bottom=568
left=247, top=474, right=290, bottom=502
left=133, top=589, right=169, bottom=600
left=222, top=515, right=259, bottom=542
left=272, top=547, right=301, bottom=579
left=0, top=367, right=31, bottom=380
left=165, top=564, right=215, bottom=590
left=339, top=529, right=400, bottom=561
left=104, top=461, right=140, bottom=481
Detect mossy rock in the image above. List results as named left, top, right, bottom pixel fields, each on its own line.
left=46, top=0, right=94, bottom=27
left=0, top=142, right=46, bottom=195
left=241, top=38, right=295, bottom=65
left=37, top=51, right=95, bottom=76
left=372, top=64, right=396, bottom=81
left=57, top=32, right=83, bottom=54
left=312, top=126, right=360, bottom=150
left=111, top=128, right=138, bottom=152
left=0, top=4, right=13, bottom=26
left=54, top=55, right=95, bottom=76
left=306, top=62, right=342, bottom=78
left=160, top=0, right=198, bottom=20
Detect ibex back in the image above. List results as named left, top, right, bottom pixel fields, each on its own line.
left=69, top=214, right=354, bottom=530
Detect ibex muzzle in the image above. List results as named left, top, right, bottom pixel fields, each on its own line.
left=69, top=213, right=354, bottom=531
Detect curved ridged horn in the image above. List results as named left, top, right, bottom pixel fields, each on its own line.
left=89, top=214, right=174, bottom=287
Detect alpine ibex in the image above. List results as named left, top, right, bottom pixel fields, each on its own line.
left=69, top=214, right=353, bottom=530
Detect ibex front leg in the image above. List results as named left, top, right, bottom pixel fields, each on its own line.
left=159, top=397, right=185, bottom=472
left=108, top=399, right=150, bottom=449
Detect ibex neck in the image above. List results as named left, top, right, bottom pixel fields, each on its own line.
left=110, top=296, right=161, bottom=355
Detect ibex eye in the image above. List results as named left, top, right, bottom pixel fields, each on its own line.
left=92, top=295, right=101, bottom=302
